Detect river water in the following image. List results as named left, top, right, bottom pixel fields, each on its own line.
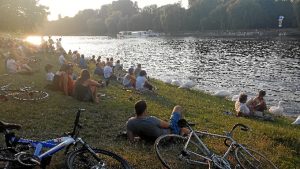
left=37, top=36, right=300, bottom=117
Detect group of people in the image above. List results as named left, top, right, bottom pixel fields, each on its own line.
left=40, top=36, right=63, bottom=54
left=46, top=63, right=102, bottom=103
left=122, top=64, right=154, bottom=91
left=1, top=37, right=276, bottom=146
left=46, top=44, right=132, bottom=103
left=125, top=90, right=268, bottom=143
left=1, top=38, right=38, bottom=74
left=235, top=90, right=267, bottom=117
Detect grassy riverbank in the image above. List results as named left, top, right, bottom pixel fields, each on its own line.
left=0, top=47, right=299, bottom=168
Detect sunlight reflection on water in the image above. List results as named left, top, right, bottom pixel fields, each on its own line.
left=26, top=36, right=300, bottom=117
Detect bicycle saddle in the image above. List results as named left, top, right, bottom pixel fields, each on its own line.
left=0, top=121, right=21, bottom=131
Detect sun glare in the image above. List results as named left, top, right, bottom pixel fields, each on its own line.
left=25, top=36, right=43, bottom=46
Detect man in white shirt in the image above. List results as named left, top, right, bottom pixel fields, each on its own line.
left=59, top=53, right=66, bottom=65
left=103, top=62, right=113, bottom=86
left=6, top=57, right=18, bottom=74
left=6, top=56, right=33, bottom=74
left=136, top=70, right=153, bottom=91
left=235, top=93, right=251, bottom=116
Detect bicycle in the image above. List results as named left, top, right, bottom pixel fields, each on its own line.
left=0, top=84, right=49, bottom=101
left=154, top=119, right=278, bottom=169
left=0, top=109, right=131, bottom=169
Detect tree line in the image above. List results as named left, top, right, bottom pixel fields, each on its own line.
left=0, top=0, right=48, bottom=32
left=0, top=0, right=299, bottom=35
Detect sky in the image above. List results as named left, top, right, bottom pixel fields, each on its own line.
left=39, top=0, right=188, bottom=21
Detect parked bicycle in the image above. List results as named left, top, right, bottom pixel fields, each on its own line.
left=154, top=119, right=278, bottom=169
left=0, top=84, right=49, bottom=101
left=0, top=109, right=131, bottom=169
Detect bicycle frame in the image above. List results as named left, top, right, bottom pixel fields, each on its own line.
left=6, top=134, right=75, bottom=160
left=1, top=109, right=98, bottom=166
left=182, top=123, right=253, bottom=168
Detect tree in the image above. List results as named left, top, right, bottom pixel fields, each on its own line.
left=105, top=11, right=122, bottom=35
left=293, top=0, right=300, bottom=27
left=226, top=0, right=266, bottom=29
left=159, top=4, right=185, bottom=33
left=0, top=0, right=48, bottom=32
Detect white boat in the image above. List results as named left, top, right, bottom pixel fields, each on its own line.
left=117, top=30, right=159, bottom=38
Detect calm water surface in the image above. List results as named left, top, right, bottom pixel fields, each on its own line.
left=59, top=36, right=300, bottom=117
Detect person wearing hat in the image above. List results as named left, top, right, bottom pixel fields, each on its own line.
left=122, top=67, right=136, bottom=88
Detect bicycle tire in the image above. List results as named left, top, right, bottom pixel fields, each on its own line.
left=66, top=148, right=131, bottom=169
left=12, top=90, right=49, bottom=101
left=235, top=147, right=278, bottom=169
left=0, top=147, right=29, bottom=169
left=154, top=134, right=210, bottom=169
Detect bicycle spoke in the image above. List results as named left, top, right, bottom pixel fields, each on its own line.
left=235, top=147, right=277, bottom=169
left=155, top=134, right=210, bottom=169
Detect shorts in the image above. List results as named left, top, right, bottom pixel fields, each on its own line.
left=169, top=112, right=181, bottom=135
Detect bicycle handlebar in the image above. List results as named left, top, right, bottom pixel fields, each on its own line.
left=231, top=123, right=249, bottom=133
left=224, top=123, right=250, bottom=147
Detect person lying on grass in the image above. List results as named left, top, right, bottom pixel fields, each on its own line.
left=126, top=100, right=189, bottom=142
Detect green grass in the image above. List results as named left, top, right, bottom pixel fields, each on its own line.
left=0, top=49, right=299, bottom=169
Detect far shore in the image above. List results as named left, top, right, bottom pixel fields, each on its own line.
left=36, top=28, right=300, bottom=38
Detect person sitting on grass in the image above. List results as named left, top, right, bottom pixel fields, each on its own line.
left=114, top=60, right=123, bottom=81
left=136, top=70, right=154, bottom=91
left=134, top=64, right=142, bottom=78
left=247, top=90, right=267, bottom=113
left=103, top=62, right=113, bottom=86
left=45, top=64, right=54, bottom=84
left=6, top=55, right=33, bottom=74
left=94, top=62, right=104, bottom=78
left=89, top=55, right=96, bottom=64
left=57, top=63, right=74, bottom=96
left=122, top=67, right=136, bottom=88
left=235, top=93, right=251, bottom=117
left=73, top=69, right=102, bottom=103
left=79, top=54, right=88, bottom=69
left=126, top=100, right=189, bottom=142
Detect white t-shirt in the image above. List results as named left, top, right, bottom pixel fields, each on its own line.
left=56, top=41, right=62, bottom=50
left=46, top=72, right=55, bottom=81
left=136, top=76, right=147, bottom=90
left=6, top=58, right=18, bottom=73
left=103, top=65, right=113, bottom=79
left=59, top=54, right=65, bottom=65
left=235, top=101, right=250, bottom=115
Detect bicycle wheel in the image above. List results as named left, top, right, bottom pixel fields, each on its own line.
left=66, top=148, right=131, bottom=169
left=0, top=147, right=32, bottom=169
left=235, top=147, right=278, bottom=169
left=13, top=91, right=49, bottom=101
left=154, top=134, right=210, bottom=169
left=0, top=148, right=15, bottom=168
